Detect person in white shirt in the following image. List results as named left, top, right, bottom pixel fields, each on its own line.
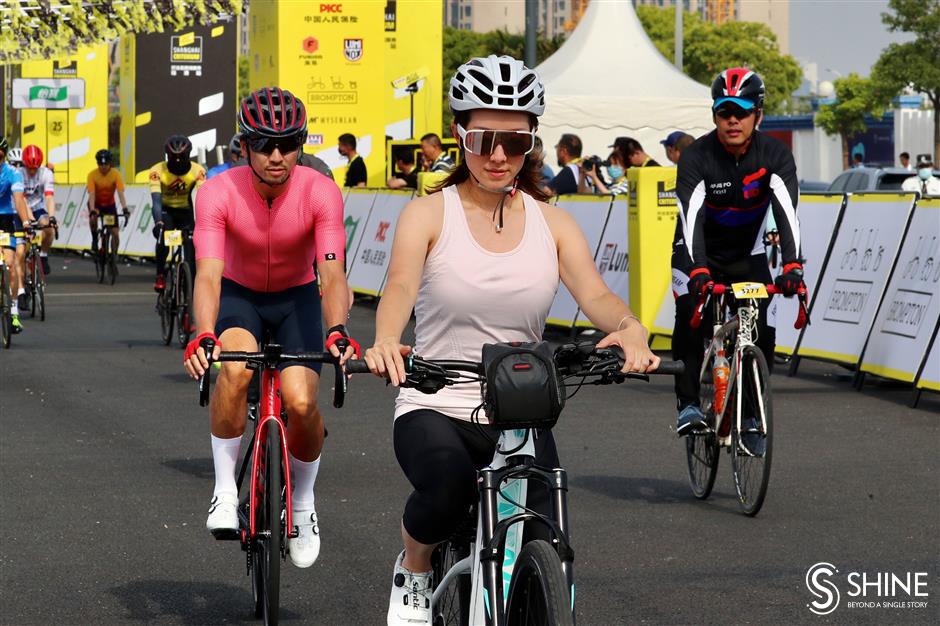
left=901, top=154, right=940, bottom=196
left=899, top=151, right=911, bottom=171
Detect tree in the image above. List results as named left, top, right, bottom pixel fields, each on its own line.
left=871, top=0, right=940, bottom=159
left=816, top=74, right=886, bottom=169
left=635, top=6, right=803, bottom=115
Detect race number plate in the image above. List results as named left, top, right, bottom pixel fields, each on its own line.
left=103, top=214, right=117, bottom=226
left=0, top=233, right=10, bottom=246
left=164, top=229, right=183, bottom=247
left=732, top=282, right=769, bottom=299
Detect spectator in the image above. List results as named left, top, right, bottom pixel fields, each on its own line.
left=661, top=131, right=694, bottom=165
left=420, top=133, right=455, bottom=173
left=534, top=136, right=554, bottom=188
left=583, top=149, right=628, bottom=195
left=901, top=154, right=940, bottom=196
left=387, top=151, right=419, bottom=189
left=673, top=134, right=695, bottom=161
left=546, top=133, right=582, bottom=196
left=206, top=134, right=242, bottom=179
left=852, top=153, right=864, bottom=168
left=612, top=136, right=660, bottom=168
left=900, top=151, right=911, bottom=170
left=338, top=132, right=367, bottom=187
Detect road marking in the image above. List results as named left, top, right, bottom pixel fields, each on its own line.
left=46, top=291, right=153, bottom=298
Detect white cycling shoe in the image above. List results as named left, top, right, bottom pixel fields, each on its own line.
left=206, top=493, right=239, bottom=539
left=288, top=508, right=320, bottom=568
left=387, top=551, right=433, bottom=625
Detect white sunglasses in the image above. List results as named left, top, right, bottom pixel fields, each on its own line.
left=456, top=125, right=536, bottom=157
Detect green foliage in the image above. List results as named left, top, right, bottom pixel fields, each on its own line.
left=238, top=55, right=250, bottom=102
left=0, top=0, right=244, bottom=63
left=816, top=74, right=886, bottom=168
left=441, top=27, right=565, bottom=130
left=635, top=6, right=803, bottom=114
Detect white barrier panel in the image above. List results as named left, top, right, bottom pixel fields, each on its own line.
left=51, top=185, right=80, bottom=249
left=347, top=190, right=412, bottom=295
left=797, top=193, right=916, bottom=365
left=770, top=194, right=845, bottom=354
left=547, top=195, right=613, bottom=327
left=915, top=325, right=940, bottom=393
left=343, top=189, right=378, bottom=276
left=575, top=197, right=629, bottom=328
left=60, top=186, right=89, bottom=250
left=859, top=199, right=940, bottom=382
left=121, top=187, right=156, bottom=257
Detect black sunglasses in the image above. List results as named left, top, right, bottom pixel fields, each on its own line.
left=245, top=133, right=305, bottom=155
left=715, top=105, right=756, bottom=120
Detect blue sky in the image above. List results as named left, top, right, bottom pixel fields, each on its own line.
left=789, top=0, right=914, bottom=79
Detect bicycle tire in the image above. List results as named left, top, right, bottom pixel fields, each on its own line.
left=159, top=266, right=175, bottom=346
left=1, top=267, right=11, bottom=348
left=505, top=540, right=574, bottom=626
left=108, top=252, right=117, bottom=285
left=686, top=349, right=721, bottom=499
left=431, top=539, right=471, bottom=626
left=176, top=262, right=194, bottom=348
left=260, top=424, right=282, bottom=626
left=731, top=345, right=773, bottom=517
left=95, top=235, right=106, bottom=283
left=26, top=254, right=36, bottom=318
left=36, top=278, right=45, bottom=322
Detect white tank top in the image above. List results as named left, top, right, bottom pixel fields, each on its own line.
left=395, top=185, right=559, bottom=422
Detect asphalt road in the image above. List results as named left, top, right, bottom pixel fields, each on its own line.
left=1, top=255, right=938, bottom=626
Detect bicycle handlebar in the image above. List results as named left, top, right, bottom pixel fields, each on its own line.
left=691, top=283, right=810, bottom=330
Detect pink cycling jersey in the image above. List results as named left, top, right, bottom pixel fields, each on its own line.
left=194, top=165, right=345, bottom=292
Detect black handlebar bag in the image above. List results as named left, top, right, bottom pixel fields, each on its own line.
left=481, top=341, right=565, bottom=430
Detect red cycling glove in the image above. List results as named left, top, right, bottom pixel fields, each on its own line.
left=325, top=325, right=361, bottom=358
left=184, top=332, right=220, bottom=363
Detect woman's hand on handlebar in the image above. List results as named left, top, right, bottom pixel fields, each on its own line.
left=183, top=333, right=221, bottom=379
left=364, top=338, right=412, bottom=386
left=596, top=319, right=660, bottom=374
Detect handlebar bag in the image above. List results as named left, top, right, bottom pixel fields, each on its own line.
left=481, top=341, right=565, bottom=430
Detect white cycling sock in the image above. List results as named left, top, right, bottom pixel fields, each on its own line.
left=17, top=287, right=25, bottom=296
left=40, top=252, right=48, bottom=257
left=211, top=434, right=242, bottom=498
left=290, top=453, right=320, bottom=511
left=11, top=302, right=18, bottom=315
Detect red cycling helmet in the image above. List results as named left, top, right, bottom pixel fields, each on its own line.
left=22, top=145, right=44, bottom=169
left=711, top=68, right=765, bottom=111
left=238, top=87, right=307, bottom=140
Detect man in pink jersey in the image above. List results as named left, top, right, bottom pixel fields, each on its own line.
left=183, top=87, right=357, bottom=569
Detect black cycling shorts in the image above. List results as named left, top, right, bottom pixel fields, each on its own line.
left=94, top=203, right=118, bottom=217
left=216, top=278, right=324, bottom=373
left=0, top=214, right=22, bottom=249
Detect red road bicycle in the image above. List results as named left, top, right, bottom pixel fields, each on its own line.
left=198, top=341, right=361, bottom=625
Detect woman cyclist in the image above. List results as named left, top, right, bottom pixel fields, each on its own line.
left=363, top=55, right=659, bottom=625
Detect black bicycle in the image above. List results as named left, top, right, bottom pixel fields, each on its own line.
left=0, top=250, right=12, bottom=348
left=368, top=342, right=682, bottom=626
left=93, top=211, right=128, bottom=285
left=22, top=223, right=57, bottom=321
left=156, top=227, right=195, bottom=347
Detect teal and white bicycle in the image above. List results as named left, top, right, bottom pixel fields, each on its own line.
left=383, top=342, right=682, bottom=626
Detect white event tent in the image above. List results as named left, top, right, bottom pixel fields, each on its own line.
left=536, top=0, right=713, bottom=166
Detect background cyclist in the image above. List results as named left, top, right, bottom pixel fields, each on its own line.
left=206, top=134, right=242, bottom=180
left=182, top=87, right=356, bottom=571
left=0, top=137, right=33, bottom=334
left=671, top=68, right=803, bottom=444
left=151, top=134, right=206, bottom=293
left=363, top=55, right=659, bottom=626
left=17, top=145, right=56, bottom=276
left=86, top=149, right=128, bottom=259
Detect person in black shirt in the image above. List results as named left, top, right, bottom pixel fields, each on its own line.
left=546, top=132, right=582, bottom=196
left=612, top=136, right=660, bottom=168
left=387, top=151, right=419, bottom=189
left=339, top=132, right=367, bottom=187
left=671, top=68, right=802, bottom=441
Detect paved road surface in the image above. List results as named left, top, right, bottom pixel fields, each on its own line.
left=1, top=256, right=937, bottom=625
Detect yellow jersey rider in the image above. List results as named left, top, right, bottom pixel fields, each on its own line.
left=151, top=134, right=205, bottom=292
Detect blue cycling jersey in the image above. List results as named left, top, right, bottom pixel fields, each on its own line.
left=206, top=161, right=234, bottom=180
left=0, top=163, right=25, bottom=215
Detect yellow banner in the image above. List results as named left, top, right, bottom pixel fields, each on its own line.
left=19, top=44, right=109, bottom=184
left=252, top=1, right=386, bottom=187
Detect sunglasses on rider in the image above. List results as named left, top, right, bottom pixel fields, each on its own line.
left=715, top=104, right=755, bottom=120
left=245, top=133, right=305, bottom=155
left=456, top=125, right=536, bottom=157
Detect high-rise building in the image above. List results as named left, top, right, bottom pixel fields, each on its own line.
left=443, top=0, right=582, bottom=38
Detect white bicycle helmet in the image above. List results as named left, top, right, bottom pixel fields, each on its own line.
left=6, top=147, right=22, bottom=165
left=449, top=55, right=545, bottom=116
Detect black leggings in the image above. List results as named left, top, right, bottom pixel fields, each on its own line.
left=394, top=409, right=560, bottom=546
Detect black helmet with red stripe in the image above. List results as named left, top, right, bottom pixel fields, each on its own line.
left=238, top=87, right=307, bottom=141
left=164, top=134, right=193, bottom=176
left=711, top=68, right=765, bottom=111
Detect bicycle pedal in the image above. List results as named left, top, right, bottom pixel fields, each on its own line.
left=210, top=528, right=240, bottom=541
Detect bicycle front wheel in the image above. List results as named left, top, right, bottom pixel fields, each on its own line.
left=254, top=424, right=283, bottom=625
left=731, top=345, right=773, bottom=516
left=159, top=268, right=175, bottom=346
left=431, top=539, right=471, bottom=626
left=1, top=268, right=11, bottom=348
left=176, top=262, right=194, bottom=348
left=107, top=252, right=117, bottom=285
left=686, top=349, right=721, bottom=499
left=505, top=540, right=574, bottom=626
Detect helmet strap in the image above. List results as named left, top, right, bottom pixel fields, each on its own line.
left=468, top=172, right=517, bottom=233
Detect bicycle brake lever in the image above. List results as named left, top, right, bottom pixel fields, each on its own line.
left=331, top=360, right=347, bottom=409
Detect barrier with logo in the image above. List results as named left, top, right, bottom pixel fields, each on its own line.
left=120, top=186, right=156, bottom=257
left=858, top=199, right=940, bottom=383
left=576, top=196, right=629, bottom=327
left=914, top=323, right=940, bottom=397
left=58, top=186, right=88, bottom=250
left=796, top=193, right=916, bottom=367
left=546, top=194, right=613, bottom=327
left=771, top=193, right=846, bottom=355
left=347, top=190, right=413, bottom=295
left=343, top=189, right=378, bottom=273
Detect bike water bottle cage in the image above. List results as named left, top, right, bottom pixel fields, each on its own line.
left=481, top=341, right=565, bottom=430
